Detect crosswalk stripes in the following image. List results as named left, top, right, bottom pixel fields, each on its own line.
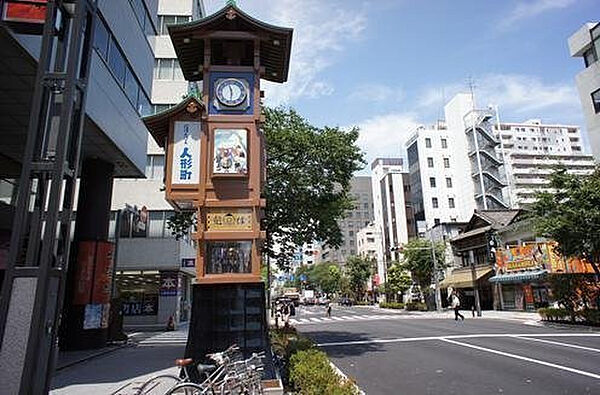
left=138, top=330, right=189, bottom=346
left=290, top=314, right=408, bottom=326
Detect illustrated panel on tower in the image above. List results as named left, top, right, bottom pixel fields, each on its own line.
left=209, top=72, right=255, bottom=115
left=212, top=128, right=248, bottom=176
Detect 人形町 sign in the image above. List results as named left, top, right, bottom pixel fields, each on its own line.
left=172, top=121, right=200, bottom=185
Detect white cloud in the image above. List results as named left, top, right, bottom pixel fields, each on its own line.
left=204, top=0, right=367, bottom=105
left=349, top=83, right=402, bottom=103
left=353, top=113, right=420, bottom=171
left=417, top=73, right=580, bottom=123
left=499, top=0, right=576, bottom=30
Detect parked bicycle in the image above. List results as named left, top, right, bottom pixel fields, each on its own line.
left=136, top=345, right=265, bottom=395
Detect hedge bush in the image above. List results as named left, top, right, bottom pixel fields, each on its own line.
left=289, top=349, right=358, bottom=395
left=405, top=302, right=428, bottom=311
left=379, top=302, right=405, bottom=309
left=580, top=309, right=600, bottom=325
left=537, top=307, right=570, bottom=321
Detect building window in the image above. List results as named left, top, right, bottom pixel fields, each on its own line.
left=155, top=59, right=185, bottom=80
left=432, top=197, right=438, bottom=208
left=592, top=89, right=600, bottom=114
left=443, top=158, right=450, bottom=168
left=448, top=197, right=455, bottom=208
left=145, top=155, right=165, bottom=180
left=427, top=157, right=434, bottom=168
left=130, top=0, right=157, bottom=35
left=441, top=138, right=448, bottom=149
left=158, top=15, right=192, bottom=35
left=425, top=138, right=432, bottom=148
left=93, top=15, right=151, bottom=116
left=429, top=177, right=436, bottom=188
left=446, top=177, right=452, bottom=188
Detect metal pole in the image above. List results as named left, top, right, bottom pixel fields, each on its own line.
left=469, top=250, right=482, bottom=317
left=430, top=228, right=442, bottom=312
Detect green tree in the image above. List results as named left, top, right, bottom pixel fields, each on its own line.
left=529, top=166, right=600, bottom=276
left=263, top=107, right=365, bottom=269
left=385, top=263, right=412, bottom=302
left=401, top=238, right=447, bottom=294
left=346, top=256, right=373, bottom=301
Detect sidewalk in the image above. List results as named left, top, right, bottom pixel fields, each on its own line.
left=374, top=306, right=541, bottom=322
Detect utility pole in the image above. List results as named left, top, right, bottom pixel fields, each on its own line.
left=429, top=228, right=442, bottom=313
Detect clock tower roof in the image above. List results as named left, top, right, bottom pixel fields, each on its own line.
left=167, top=4, right=293, bottom=83
left=142, top=96, right=204, bottom=148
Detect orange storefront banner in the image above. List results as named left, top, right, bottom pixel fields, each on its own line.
left=2, top=0, right=47, bottom=24
left=73, top=241, right=115, bottom=305
left=496, top=242, right=596, bottom=275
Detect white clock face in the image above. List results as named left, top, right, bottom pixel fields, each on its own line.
left=215, top=78, right=247, bottom=107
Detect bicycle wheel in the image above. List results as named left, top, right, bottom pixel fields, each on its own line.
left=136, top=374, right=181, bottom=394
left=167, top=382, right=213, bottom=395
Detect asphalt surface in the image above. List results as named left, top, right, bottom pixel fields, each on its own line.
left=295, top=305, right=600, bottom=395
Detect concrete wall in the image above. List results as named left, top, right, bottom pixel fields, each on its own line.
left=117, top=238, right=180, bottom=270
left=575, top=62, right=600, bottom=161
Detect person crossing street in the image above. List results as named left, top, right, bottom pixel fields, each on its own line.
left=450, top=290, right=464, bottom=321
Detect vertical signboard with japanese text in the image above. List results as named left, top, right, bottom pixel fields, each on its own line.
left=172, top=121, right=201, bottom=185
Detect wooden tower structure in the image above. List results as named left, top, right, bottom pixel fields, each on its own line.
left=143, top=4, right=292, bottom=356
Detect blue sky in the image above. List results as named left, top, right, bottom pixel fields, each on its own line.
left=204, top=0, right=598, bottom=167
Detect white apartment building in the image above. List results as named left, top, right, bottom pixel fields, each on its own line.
left=110, top=0, right=205, bottom=329
left=321, top=176, right=375, bottom=264
left=406, top=123, right=463, bottom=232
left=569, top=22, right=600, bottom=161
left=494, top=119, right=596, bottom=207
left=370, top=158, right=414, bottom=284
left=356, top=223, right=381, bottom=261
left=302, top=243, right=322, bottom=266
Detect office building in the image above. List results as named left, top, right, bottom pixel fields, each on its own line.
left=568, top=22, right=600, bottom=161
left=321, top=176, right=374, bottom=264
left=110, top=0, right=205, bottom=329
left=370, top=158, right=414, bottom=284
left=494, top=119, right=596, bottom=207
left=356, top=222, right=381, bottom=262
left=406, top=123, right=463, bottom=232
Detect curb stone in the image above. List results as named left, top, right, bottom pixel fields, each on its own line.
left=329, top=361, right=365, bottom=395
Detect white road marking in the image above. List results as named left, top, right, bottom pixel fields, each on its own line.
left=440, top=338, right=600, bottom=380
left=310, top=317, right=324, bottom=322
left=316, top=333, right=600, bottom=347
left=340, top=315, right=354, bottom=320
left=514, top=336, right=600, bottom=353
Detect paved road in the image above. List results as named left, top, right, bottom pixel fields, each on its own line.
left=296, top=305, right=600, bottom=395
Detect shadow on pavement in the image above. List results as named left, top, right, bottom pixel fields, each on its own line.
left=51, top=343, right=184, bottom=392
left=299, top=329, right=386, bottom=358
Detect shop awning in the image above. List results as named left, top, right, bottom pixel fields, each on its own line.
left=440, top=267, right=493, bottom=289
left=489, top=270, right=548, bottom=284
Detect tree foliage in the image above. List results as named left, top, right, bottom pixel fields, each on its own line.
left=529, top=166, right=600, bottom=275
left=263, top=107, right=365, bottom=269
left=400, top=238, right=447, bottom=291
left=346, top=256, right=373, bottom=301
left=384, top=263, right=412, bottom=301
left=291, top=262, right=342, bottom=294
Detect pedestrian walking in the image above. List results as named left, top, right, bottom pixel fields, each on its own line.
left=450, top=291, right=464, bottom=321
left=326, top=302, right=332, bottom=318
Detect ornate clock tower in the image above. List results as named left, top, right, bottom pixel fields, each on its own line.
left=143, top=3, right=292, bottom=358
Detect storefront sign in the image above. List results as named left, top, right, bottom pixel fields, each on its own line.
left=92, top=242, right=114, bottom=304
left=2, top=0, right=47, bottom=24
left=73, top=242, right=96, bottom=305
left=122, top=295, right=158, bottom=316
left=496, top=242, right=596, bottom=274
left=172, top=121, right=200, bottom=185
left=182, top=258, right=196, bottom=268
left=160, top=271, right=179, bottom=296
left=206, top=209, right=252, bottom=231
